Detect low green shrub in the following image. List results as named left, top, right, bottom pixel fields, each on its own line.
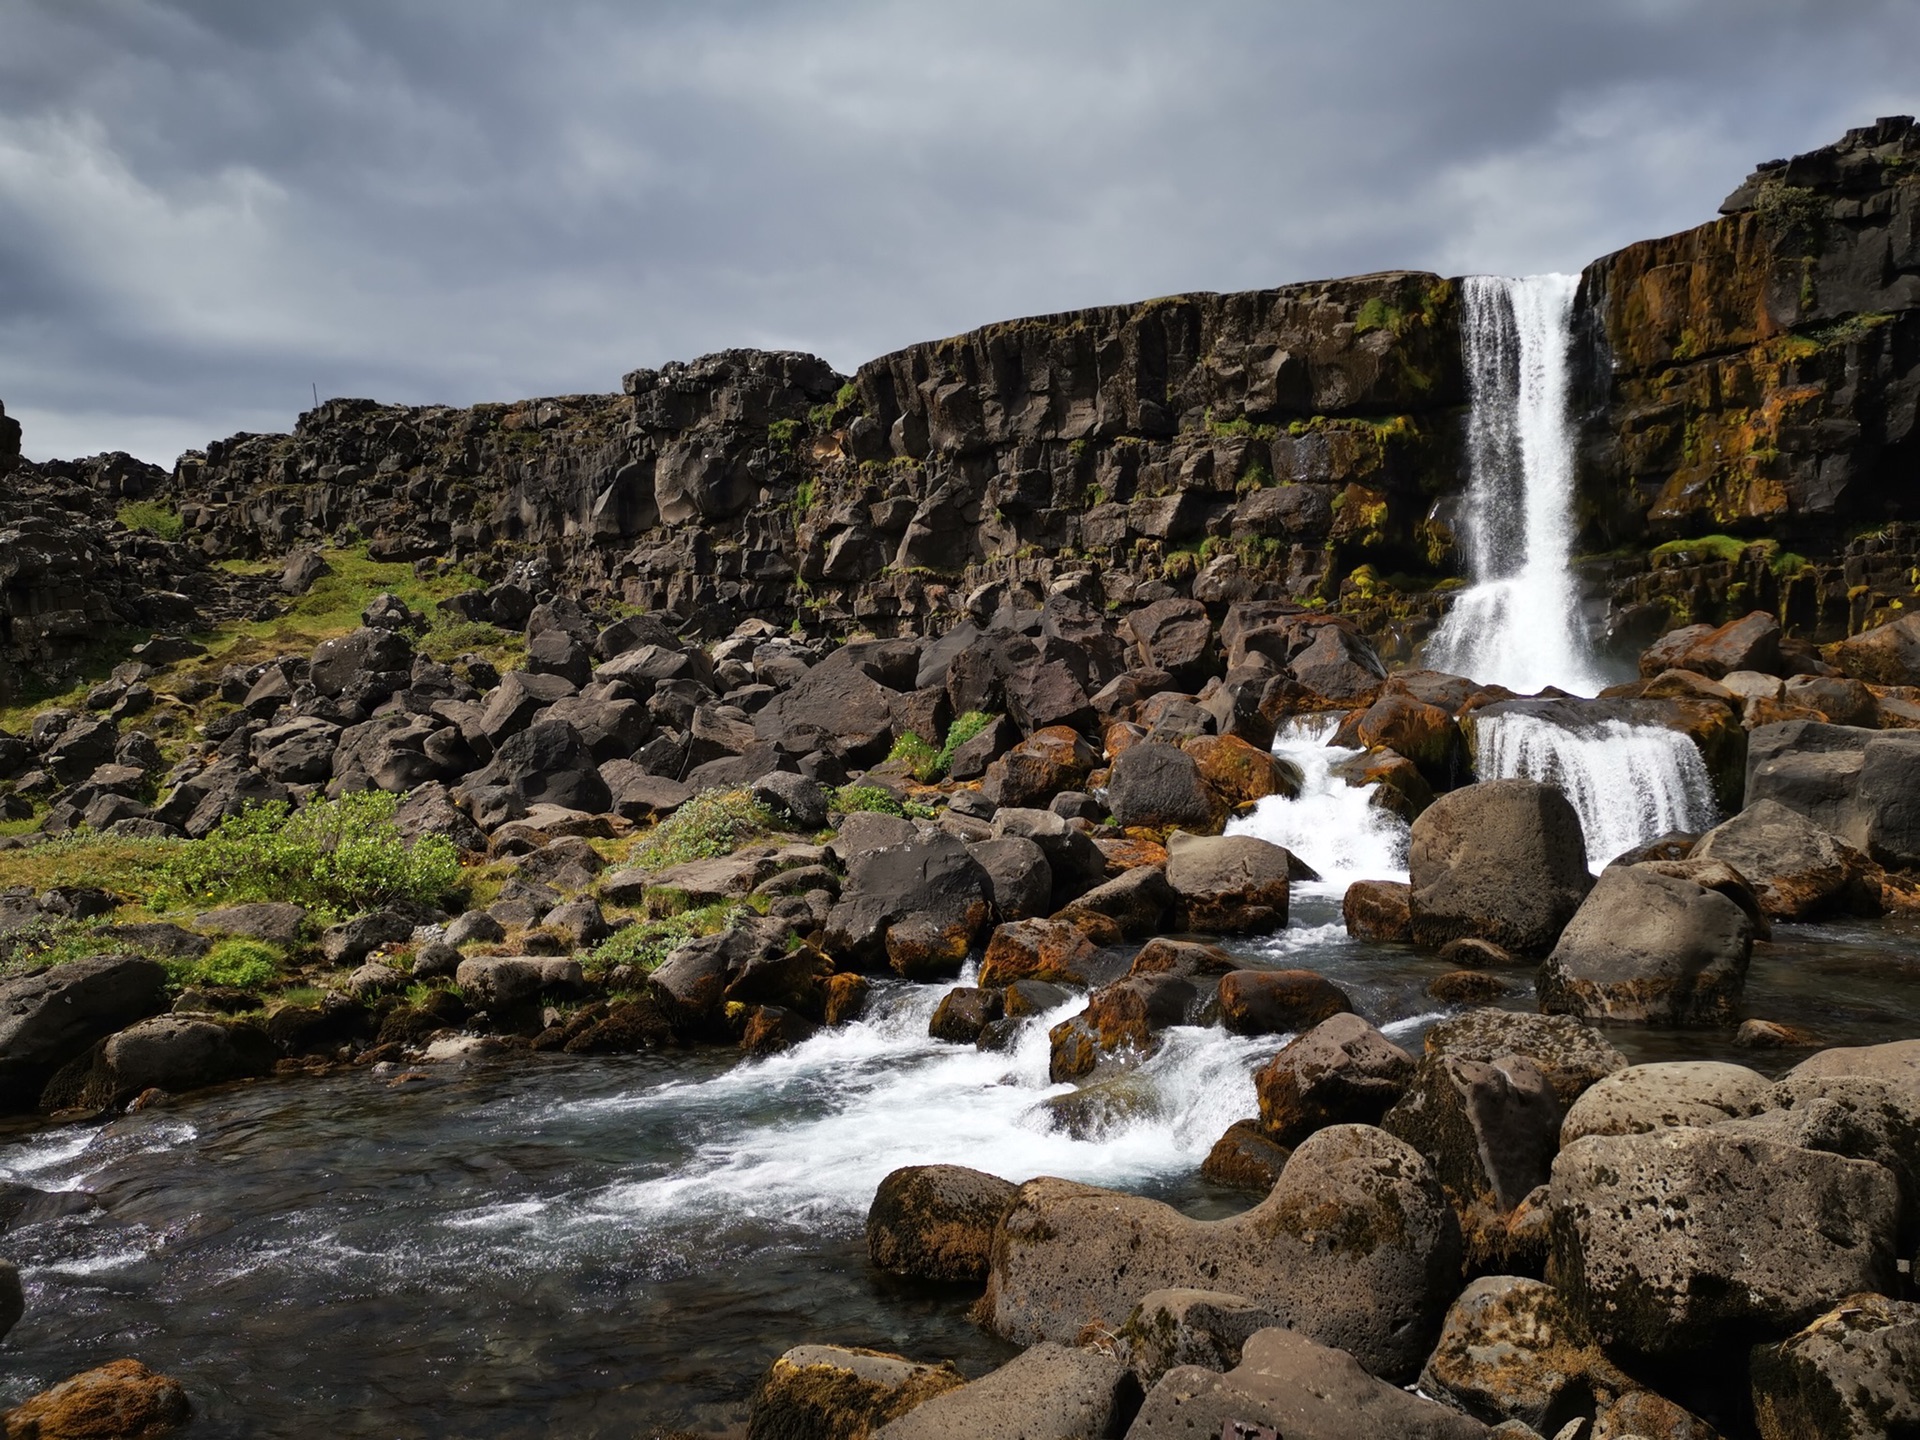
left=887, top=731, right=941, bottom=783
left=934, top=711, right=996, bottom=774
left=629, top=789, right=777, bottom=869
left=586, top=901, right=746, bottom=974
left=831, top=784, right=904, bottom=817
left=117, top=499, right=185, bottom=541
left=172, top=939, right=281, bottom=989
left=156, top=791, right=461, bottom=918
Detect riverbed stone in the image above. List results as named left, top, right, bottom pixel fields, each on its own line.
left=1691, top=799, right=1878, bottom=920
left=1538, top=864, right=1755, bottom=1025
left=976, top=919, right=1099, bottom=988
left=1049, top=865, right=1174, bottom=944
left=1418, top=1275, right=1633, bottom=1433
left=866, top=1164, right=1019, bottom=1284
left=1749, top=1291, right=1920, bottom=1440
left=1422, top=1009, right=1627, bottom=1109
left=1384, top=1054, right=1562, bottom=1222
left=1200, top=1120, right=1292, bottom=1191
left=1162, top=832, right=1292, bottom=933
left=928, top=986, right=1002, bottom=1044
left=0, top=1358, right=190, bottom=1439
left=1254, top=1012, right=1415, bottom=1147
left=1559, top=1061, right=1771, bottom=1145
left=870, top=1341, right=1139, bottom=1440
left=1407, top=780, right=1593, bottom=956
left=1547, top=1126, right=1901, bottom=1356
left=1216, top=969, right=1351, bottom=1037
left=0, top=955, right=170, bottom=1111
left=454, top=956, right=585, bottom=1010
left=1125, top=1326, right=1488, bottom=1439
left=747, top=1345, right=964, bottom=1440
left=985, top=1124, right=1461, bottom=1381
left=1342, top=879, right=1412, bottom=941
left=1116, top=1288, right=1282, bottom=1390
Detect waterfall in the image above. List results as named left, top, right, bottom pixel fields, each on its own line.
left=1226, top=717, right=1409, bottom=886
left=1472, top=709, right=1717, bottom=866
left=1426, top=274, right=1602, bottom=697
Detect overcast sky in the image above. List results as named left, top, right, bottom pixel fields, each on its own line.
left=3, top=0, right=1916, bottom=466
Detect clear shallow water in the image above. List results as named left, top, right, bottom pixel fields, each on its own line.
left=2, top=909, right=1917, bottom=1432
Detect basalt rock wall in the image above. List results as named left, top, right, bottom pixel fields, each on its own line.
left=142, top=272, right=1472, bottom=657
left=1579, top=115, right=1920, bottom=647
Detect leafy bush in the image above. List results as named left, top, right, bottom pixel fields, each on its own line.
left=934, top=711, right=996, bottom=775
left=629, top=789, right=775, bottom=869
left=117, top=499, right=185, bottom=541
left=887, top=731, right=941, bottom=783
left=174, top=939, right=281, bottom=989
left=586, top=901, right=746, bottom=974
left=831, top=784, right=904, bottom=817
left=157, top=791, right=461, bottom=918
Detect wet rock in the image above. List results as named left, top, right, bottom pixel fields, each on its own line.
left=1, top=1358, right=189, bottom=1438
left=1126, top=937, right=1237, bottom=979
left=928, top=987, right=1002, bottom=1044
left=1691, top=799, right=1877, bottom=921
left=740, top=1004, right=818, bottom=1054
left=976, top=918, right=1099, bottom=988
left=1736, top=1017, right=1821, bottom=1049
left=1418, top=1275, right=1632, bottom=1433
left=1342, top=879, right=1412, bottom=941
left=1046, top=972, right=1196, bottom=1080
left=985, top=1125, right=1461, bottom=1381
left=1050, top=865, right=1174, bottom=944
left=1217, top=969, right=1350, bottom=1037
left=747, top=1345, right=964, bottom=1440
left=648, top=920, right=789, bottom=1036
left=1254, top=1012, right=1415, bottom=1147
left=869, top=1341, right=1140, bottom=1440
left=1200, top=1120, right=1292, bottom=1191
left=89, top=1015, right=269, bottom=1104
left=454, top=956, right=585, bottom=1010
left=1408, top=781, right=1593, bottom=957
left=320, top=911, right=415, bottom=967
left=1116, top=1288, right=1282, bottom=1390
left=1163, top=832, right=1290, bottom=933
left=1125, top=1326, right=1486, bottom=1439
left=1105, top=742, right=1225, bottom=833
left=1547, top=1127, right=1900, bottom=1356
left=0, top=955, right=170, bottom=1111
left=1384, top=1053, right=1563, bottom=1219
left=1749, top=1291, right=1920, bottom=1440
left=1429, top=971, right=1511, bottom=1004
left=866, top=1163, right=1019, bottom=1284
left=1422, top=1009, right=1627, bottom=1109
left=1559, top=1061, right=1770, bottom=1145
left=1539, top=864, right=1754, bottom=1025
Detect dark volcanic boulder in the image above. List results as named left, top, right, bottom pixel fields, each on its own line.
left=1647, top=610, right=1783, bottom=679
left=1255, top=1013, right=1415, bottom=1147
left=1826, top=611, right=1920, bottom=686
left=309, top=626, right=413, bottom=697
left=1122, top=597, right=1215, bottom=687
left=980, top=726, right=1097, bottom=809
left=0, top=956, right=169, bottom=1110
left=824, top=833, right=993, bottom=967
left=1163, top=833, right=1290, bottom=933
left=1407, top=780, right=1593, bottom=956
left=86, top=1014, right=270, bottom=1104
left=1422, top=1008, right=1627, bottom=1109
left=866, top=1163, right=1019, bottom=1283
left=1342, top=879, right=1412, bottom=941
left=754, top=655, right=896, bottom=767
left=1382, top=1053, right=1563, bottom=1218
left=1539, top=863, right=1755, bottom=1025
left=1692, top=798, right=1877, bottom=920
left=748, top=1346, right=962, bottom=1440
left=467, top=720, right=611, bottom=814
left=1217, top=970, right=1350, bottom=1038
left=1106, top=742, right=1225, bottom=832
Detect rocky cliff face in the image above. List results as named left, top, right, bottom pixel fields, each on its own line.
left=7, top=119, right=1919, bottom=699
left=1581, top=115, right=1920, bottom=646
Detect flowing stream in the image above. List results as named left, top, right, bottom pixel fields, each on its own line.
left=1426, top=273, right=1603, bottom=697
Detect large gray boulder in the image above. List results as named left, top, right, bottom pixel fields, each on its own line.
left=1125, top=1326, right=1487, bottom=1440
left=0, top=956, right=170, bottom=1110
left=1383, top=1053, right=1562, bottom=1218
left=1559, top=1060, right=1771, bottom=1145
left=866, top=1164, right=1018, bottom=1284
left=1253, top=1013, right=1415, bottom=1147
left=985, top=1125, right=1460, bottom=1381
left=1538, top=863, right=1754, bottom=1025
left=825, top=833, right=992, bottom=969
left=1548, top=1126, right=1901, bottom=1356
left=1692, top=799, right=1876, bottom=920
left=1750, top=1292, right=1920, bottom=1440
left=1162, top=832, right=1290, bottom=933
left=1407, top=780, right=1593, bottom=956
left=1115, top=1289, right=1282, bottom=1391
left=1105, top=742, right=1223, bottom=832
left=1761, top=1038, right=1920, bottom=1242
left=467, top=719, right=611, bottom=814
left=97, top=1015, right=261, bottom=1100
left=454, top=956, right=585, bottom=1010
left=1418, top=1276, right=1631, bottom=1433
left=870, top=1342, right=1139, bottom=1440
left=1422, top=1008, right=1627, bottom=1109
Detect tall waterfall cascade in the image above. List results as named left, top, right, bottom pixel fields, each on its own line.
left=1426, top=273, right=1603, bottom=697
left=1226, top=717, right=1410, bottom=885
left=1471, top=710, right=1718, bottom=866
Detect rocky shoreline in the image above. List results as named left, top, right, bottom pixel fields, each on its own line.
left=0, top=115, right=1917, bottom=1439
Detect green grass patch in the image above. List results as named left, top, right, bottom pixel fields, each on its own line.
left=934, top=711, right=995, bottom=775
left=886, top=731, right=940, bottom=783
left=1650, top=534, right=1752, bottom=568
left=117, top=499, right=185, bottom=541
left=585, top=901, right=748, bottom=975
left=831, top=784, right=905, bottom=817
left=0, top=834, right=183, bottom=910
left=628, top=788, right=778, bottom=870
left=155, top=791, right=461, bottom=919
left=169, top=938, right=282, bottom=990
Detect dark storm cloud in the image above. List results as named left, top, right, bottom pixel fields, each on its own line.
left=2, top=0, right=1916, bottom=463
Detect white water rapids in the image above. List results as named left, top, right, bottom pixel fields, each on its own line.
left=1227, top=716, right=1410, bottom=886
left=1426, top=273, right=1603, bottom=697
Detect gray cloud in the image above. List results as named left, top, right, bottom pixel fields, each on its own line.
left=2, top=0, right=1916, bottom=463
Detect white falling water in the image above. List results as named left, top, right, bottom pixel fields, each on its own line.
left=1472, top=710, right=1718, bottom=866
left=1426, top=274, right=1603, bottom=697
left=1226, top=717, right=1409, bottom=887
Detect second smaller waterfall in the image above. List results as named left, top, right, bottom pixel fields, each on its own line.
left=1471, top=711, right=1717, bottom=866
left=1226, top=717, right=1410, bottom=885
